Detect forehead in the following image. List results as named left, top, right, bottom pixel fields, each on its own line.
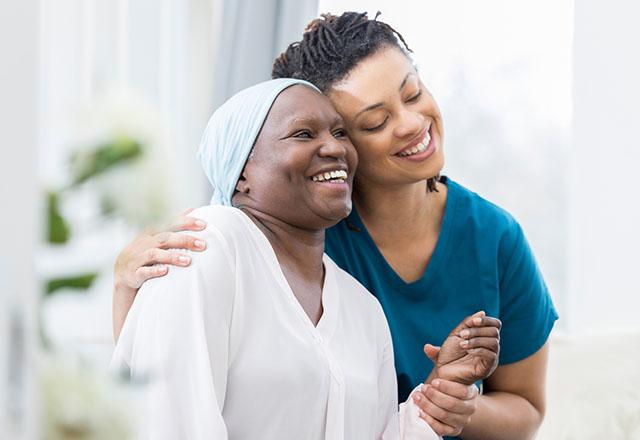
left=263, top=85, right=342, bottom=129
left=328, top=47, right=416, bottom=114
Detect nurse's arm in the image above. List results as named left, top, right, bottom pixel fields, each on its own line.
left=112, top=208, right=208, bottom=341
left=460, top=342, right=549, bottom=440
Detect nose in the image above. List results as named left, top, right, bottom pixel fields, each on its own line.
left=317, top=133, right=349, bottom=160
left=393, top=107, right=423, bottom=140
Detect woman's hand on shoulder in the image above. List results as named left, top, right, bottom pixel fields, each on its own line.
left=114, top=208, right=208, bottom=290
left=112, top=208, right=208, bottom=341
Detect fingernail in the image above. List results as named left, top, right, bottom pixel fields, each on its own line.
left=157, top=265, right=168, bottom=273
left=414, top=393, right=422, bottom=402
left=460, top=329, right=470, bottom=338
left=194, top=239, right=206, bottom=249
left=419, top=409, right=426, bottom=418
left=432, top=379, right=440, bottom=387
left=473, top=317, right=482, bottom=325
left=195, top=220, right=206, bottom=229
left=178, top=255, right=191, bottom=264
left=460, top=340, right=470, bottom=347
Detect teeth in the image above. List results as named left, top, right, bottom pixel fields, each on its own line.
left=398, top=131, right=431, bottom=157
left=311, top=169, right=348, bottom=182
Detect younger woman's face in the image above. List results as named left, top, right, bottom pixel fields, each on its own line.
left=326, top=46, right=445, bottom=189
left=234, top=85, right=358, bottom=230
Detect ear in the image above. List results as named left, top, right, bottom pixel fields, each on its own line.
left=235, top=170, right=250, bottom=194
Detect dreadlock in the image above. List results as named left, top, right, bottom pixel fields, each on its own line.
left=272, top=11, right=440, bottom=192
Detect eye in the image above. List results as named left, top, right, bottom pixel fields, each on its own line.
left=333, top=128, right=347, bottom=138
left=293, top=130, right=313, bottom=139
left=363, top=117, right=388, bottom=132
left=406, top=90, right=422, bottom=103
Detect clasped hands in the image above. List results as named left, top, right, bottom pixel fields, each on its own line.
left=412, top=311, right=501, bottom=437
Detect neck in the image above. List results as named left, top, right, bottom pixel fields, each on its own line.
left=352, top=177, right=446, bottom=245
left=239, top=206, right=325, bottom=277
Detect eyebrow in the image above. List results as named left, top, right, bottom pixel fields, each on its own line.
left=354, top=72, right=414, bottom=118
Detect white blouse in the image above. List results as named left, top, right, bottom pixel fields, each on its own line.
left=112, top=206, right=439, bottom=440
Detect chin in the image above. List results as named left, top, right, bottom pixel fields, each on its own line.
left=319, top=202, right=352, bottom=226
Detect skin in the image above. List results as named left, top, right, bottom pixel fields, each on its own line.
left=113, top=47, right=549, bottom=438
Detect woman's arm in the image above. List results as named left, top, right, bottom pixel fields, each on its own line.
left=112, top=219, right=235, bottom=439
left=459, top=343, right=549, bottom=440
left=453, top=220, right=556, bottom=439
left=112, top=208, right=208, bottom=341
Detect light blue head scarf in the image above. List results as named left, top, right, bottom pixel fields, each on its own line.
left=197, top=78, right=321, bottom=206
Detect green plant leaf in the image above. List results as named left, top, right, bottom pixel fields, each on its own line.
left=45, top=272, right=99, bottom=296
left=47, top=191, right=70, bottom=244
left=70, top=137, right=143, bottom=186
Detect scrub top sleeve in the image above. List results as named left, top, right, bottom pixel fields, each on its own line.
left=116, top=225, right=237, bottom=439
left=375, top=311, right=440, bottom=440
left=497, top=221, right=558, bottom=365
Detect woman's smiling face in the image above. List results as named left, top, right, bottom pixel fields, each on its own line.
left=326, top=46, right=445, bottom=188
left=234, top=85, right=358, bottom=230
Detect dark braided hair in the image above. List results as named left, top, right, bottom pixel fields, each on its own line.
left=272, top=11, right=440, bottom=192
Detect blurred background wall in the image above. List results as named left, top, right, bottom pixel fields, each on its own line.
left=1, top=0, right=639, bottom=438
left=1, top=1, right=39, bottom=438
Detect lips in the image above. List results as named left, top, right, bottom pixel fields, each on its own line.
left=395, top=127, right=431, bottom=157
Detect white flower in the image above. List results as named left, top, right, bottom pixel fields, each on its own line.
left=40, top=353, right=136, bottom=440
left=70, top=87, right=178, bottom=228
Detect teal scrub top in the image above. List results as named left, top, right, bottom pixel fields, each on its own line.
left=325, top=177, right=558, bottom=436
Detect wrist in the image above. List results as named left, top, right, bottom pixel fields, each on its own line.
left=113, top=277, right=137, bottom=299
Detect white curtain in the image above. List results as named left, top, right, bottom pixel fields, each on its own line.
left=212, top=0, right=319, bottom=108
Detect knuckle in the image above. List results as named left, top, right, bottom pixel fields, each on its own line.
left=417, top=399, right=430, bottom=413
left=146, top=248, right=158, bottom=261
left=442, top=425, right=457, bottom=436
left=183, top=235, right=195, bottom=247
left=433, top=425, right=446, bottom=437
left=430, top=405, right=447, bottom=421
left=156, top=231, right=170, bottom=244
left=441, top=398, right=456, bottom=411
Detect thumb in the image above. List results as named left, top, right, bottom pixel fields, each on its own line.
left=423, top=343, right=441, bottom=363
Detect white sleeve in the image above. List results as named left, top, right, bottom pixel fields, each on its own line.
left=111, top=226, right=236, bottom=440
left=375, top=315, right=441, bottom=440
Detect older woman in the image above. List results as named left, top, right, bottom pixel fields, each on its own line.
left=112, top=78, right=500, bottom=440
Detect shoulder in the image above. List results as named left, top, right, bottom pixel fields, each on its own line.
left=447, top=178, right=526, bottom=254
left=448, top=178, right=519, bottom=233
left=151, top=205, right=253, bottom=279
left=182, top=205, right=254, bottom=262
left=189, top=205, right=248, bottom=237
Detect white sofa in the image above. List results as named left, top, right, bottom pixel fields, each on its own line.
left=537, top=332, right=640, bottom=439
